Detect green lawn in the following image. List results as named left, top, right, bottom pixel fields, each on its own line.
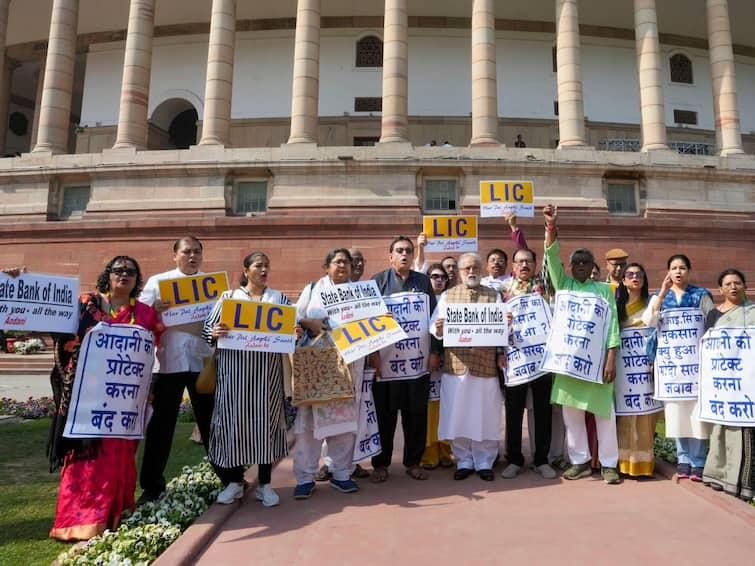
left=0, top=419, right=204, bottom=566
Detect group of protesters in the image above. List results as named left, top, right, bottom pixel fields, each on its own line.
left=3, top=205, right=752, bottom=543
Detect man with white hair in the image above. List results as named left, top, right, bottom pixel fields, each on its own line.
left=430, top=253, right=506, bottom=481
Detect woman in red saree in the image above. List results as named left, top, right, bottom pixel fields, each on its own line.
left=49, top=255, right=164, bottom=541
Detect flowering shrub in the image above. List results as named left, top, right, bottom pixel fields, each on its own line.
left=654, top=436, right=677, bottom=465
left=176, top=399, right=195, bottom=422
left=0, top=396, right=56, bottom=419
left=11, top=337, right=45, bottom=354
left=57, top=460, right=222, bottom=565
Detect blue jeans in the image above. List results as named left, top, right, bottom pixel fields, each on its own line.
left=675, top=437, right=708, bottom=468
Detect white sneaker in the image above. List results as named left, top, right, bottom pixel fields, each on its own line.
left=216, top=482, right=245, bottom=504
left=534, top=463, right=558, bottom=479
left=501, top=463, right=522, bottom=479
left=255, top=484, right=280, bottom=507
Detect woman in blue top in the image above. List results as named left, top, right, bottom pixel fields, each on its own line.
left=642, top=254, right=713, bottom=481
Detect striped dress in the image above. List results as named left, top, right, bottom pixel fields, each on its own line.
left=202, top=288, right=289, bottom=468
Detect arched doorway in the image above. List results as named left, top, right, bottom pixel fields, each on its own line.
left=149, top=98, right=198, bottom=149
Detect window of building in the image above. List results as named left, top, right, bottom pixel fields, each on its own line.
left=234, top=181, right=267, bottom=215
left=606, top=182, right=638, bottom=215
left=354, top=97, right=382, bottom=112
left=353, top=136, right=380, bottom=146
left=356, top=35, right=383, bottom=68
left=61, top=186, right=91, bottom=218
left=670, top=53, right=693, bottom=84
left=673, top=109, right=698, bottom=126
left=424, top=179, right=457, bottom=212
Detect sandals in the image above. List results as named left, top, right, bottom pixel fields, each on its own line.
left=405, top=465, right=429, bottom=481
left=370, top=466, right=389, bottom=483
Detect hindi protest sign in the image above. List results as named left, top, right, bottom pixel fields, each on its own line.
left=479, top=180, right=534, bottom=218
left=353, top=368, right=382, bottom=463
left=422, top=215, right=478, bottom=253
left=429, top=370, right=441, bottom=401
left=0, top=272, right=79, bottom=333
left=64, top=323, right=154, bottom=439
left=330, top=315, right=407, bottom=365
left=653, top=307, right=705, bottom=401
left=380, top=292, right=431, bottom=381
left=217, top=299, right=297, bottom=354
left=505, top=293, right=552, bottom=386
left=541, top=291, right=610, bottom=383
left=443, top=302, right=509, bottom=347
left=314, top=280, right=387, bottom=327
left=158, top=272, right=229, bottom=327
left=614, top=327, right=664, bottom=416
left=699, top=327, right=755, bottom=426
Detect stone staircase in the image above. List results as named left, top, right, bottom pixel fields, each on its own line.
left=0, top=352, right=53, bottom=375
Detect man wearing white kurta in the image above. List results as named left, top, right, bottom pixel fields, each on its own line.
left=430, top=253, right=506, bottom=481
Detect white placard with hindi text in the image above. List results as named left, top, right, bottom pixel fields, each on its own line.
left=653, top=307, right=705, bottom=400
left=505, top=293, right=552, bottom=386
left=614, top=327, right=664, bottom=416
left=443, top=302, right=509, bottom=347
left=0, top=272, right=79, bottom=333
left=64, top=323, right=155, bottom=439
left=380, top=293, right=431, bottom=381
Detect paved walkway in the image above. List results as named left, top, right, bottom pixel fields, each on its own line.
left=184, top=436, right=754, bottom=566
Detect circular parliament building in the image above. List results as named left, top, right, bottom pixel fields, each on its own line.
left=0, top=0, right=753, bottom=293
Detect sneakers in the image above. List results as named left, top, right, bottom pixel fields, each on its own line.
left=254, top=484, right=280, bottom=507
left=293, top=482, right=316, bottom=499
left=216, top=482, right=245, bottom=504
left=563, top=462, right=592, bottom=480
left=601, top=467, right=621, bottom=484
left=329, top=478, right=360, bottom=493
left=501, top=463, right=522, bottom=479
left=534, top=464, right=558, bottom=479
left=676, top=463, right=691, bottom=479
left=690, top=467, right=704, bottom=482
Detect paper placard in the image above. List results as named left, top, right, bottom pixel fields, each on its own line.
left=380, top=292, right=431, bottom=381
left=422, top=215, right=478, bottom=253
left=158, top=272, right=229, bottom=327
left=653, top=307, right=705, bottom=400
left=0, top=272, right=79, bottom=333
left=443, top=302, right=509, bottom=347
left=699, top=327, right=755, bottom=426
left=217, top=299, right=297, bottom=353
left=316, top=280, right=387, bottom=327
left=64, top=322, right=155, bottom=439
left=330, top=315, right=407, bottom=365
left=479, top=180, right=534, bottom=218
left=505, top=293, right=552, bottom=386
left=540, top=291, right=610, bottom=383
left=353, top=368, right=382, bottom=463
left=614, top=327, right=664, bottom=415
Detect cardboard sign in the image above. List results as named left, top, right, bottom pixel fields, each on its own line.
left=380, top=293, right=431, bottom=381
left=316, top=280, right=388, bottom=327
left=158, top=272, right=229, bottom=327
left=479, top=180, right=534, bottom=218
left=443, top=302, right=509, bottom=347
left=614, top=327, right=664, bottom=416
left=64, top=323, right=155, bottom=439
left=505, top=293, right=552, bottom=386
left=217, top=299, right=297, bottom=353
left=0, top=272, right=79, bottom=333
left=422, top=215, right=478, bottom=253
left=653, top=307, right=705, bottom=401
left=330, top=315, right=408, bottom=365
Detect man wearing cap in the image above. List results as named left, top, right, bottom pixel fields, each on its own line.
left=604, top=249, right=629, bottom=292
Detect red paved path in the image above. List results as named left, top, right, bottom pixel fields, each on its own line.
left=188, top=440, right=754, bottom=565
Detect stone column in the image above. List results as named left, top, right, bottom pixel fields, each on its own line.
left=32, top=0, right=79, bottom=154
left=706, top=0, right=744, bottom=156
left=113, top=0, right=155, bottom=150
left=555, top=0, right=586, bottom=148
left=380, top=0, right=409, bottom=143
left=0, top=0, right=10, bottom=153
left=470, top=0, right=499, bottom=146
left=30, top=60, right=45, bottom=149
left=288, top=0, right=320, bottom=144
left=198, top=0, right=236, bottom=147
left=633, top=0, right=668, bottom=151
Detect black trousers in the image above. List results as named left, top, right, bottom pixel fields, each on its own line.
left=371, top=374, right=430, bottom=469
left=214, top=463, right=272, bottom=486
left=139, top=371, right=214, bottom=496
left=504, top=373, right=553, bottom=467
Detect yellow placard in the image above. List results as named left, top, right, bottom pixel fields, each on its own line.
left=479, top=180, right=533, bottom=204
left=331, top=315, right=402, bottom=351
left=159, top=272, right=229, bottom=306
left=422, top=215, right=478, bottom=239
left=220, top=300, right=296, bottom=334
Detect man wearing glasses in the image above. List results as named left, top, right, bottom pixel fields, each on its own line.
left=604, top=248, right=629, bottom=292
left=369, top=236, right=441, bottom=482
left=137, top=236, right=215, bottom=503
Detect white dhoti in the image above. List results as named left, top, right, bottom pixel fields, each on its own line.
left=439, top=371, right=503, bottom=470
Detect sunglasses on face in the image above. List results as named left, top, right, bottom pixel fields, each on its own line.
left=430, top=273, right=448, bottom=280
left=624, top=271, right=644, bottom=279
left=111, top=267, right=137, bottom=277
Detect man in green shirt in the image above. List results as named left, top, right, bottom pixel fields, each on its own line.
left=543, top=204, right=621, bottom=484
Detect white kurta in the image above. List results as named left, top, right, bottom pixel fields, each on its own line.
left=438, top=370, right=503, bottom=442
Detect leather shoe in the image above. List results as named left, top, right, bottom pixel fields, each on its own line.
left=478, top=469, right=494, bottom=481
left=454, top=467, right=474, bottom=480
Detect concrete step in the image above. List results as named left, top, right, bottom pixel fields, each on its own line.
left=0, top=352, right=53, bottom=374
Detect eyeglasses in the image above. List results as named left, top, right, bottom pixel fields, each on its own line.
left=513, top=259, right=534, bottom=264
left=624, top=271, right=644, bottom=279
left=430, top=273, right=448, bottom=280
left=111, top=267, right=137, bottom=277
left=393, top=247, right=414, bottom=255
left=607, top=260, right=627, bottom=267
left=330, top=259, right=351, bottom=266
